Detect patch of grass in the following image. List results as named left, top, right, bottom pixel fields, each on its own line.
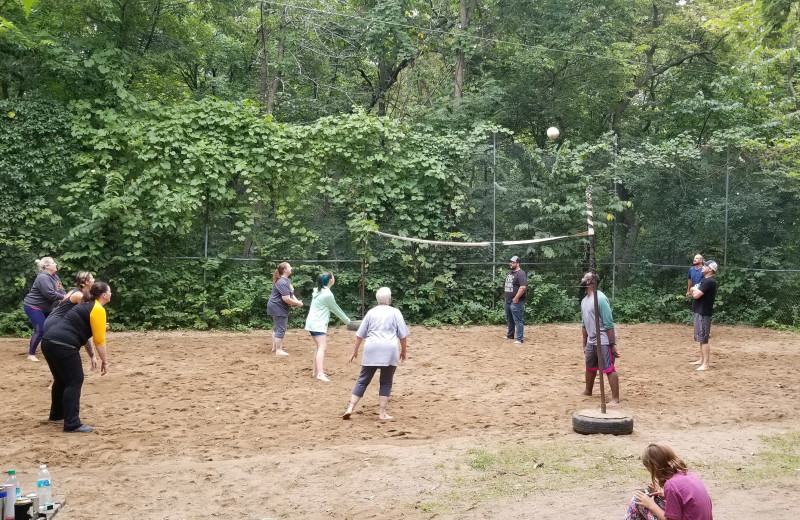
left=413, top=501, right=445, bottom=513
left=708, top=432, right=800, bottom=485
left=447, top=442, right=644, bottom=505
left=467, top=448, right=496, bottom=470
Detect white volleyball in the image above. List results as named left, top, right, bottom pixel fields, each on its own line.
left=547, top=127, right=560, bottom=140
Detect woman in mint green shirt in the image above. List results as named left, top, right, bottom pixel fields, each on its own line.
left=304, top=272, right=352, bottom=382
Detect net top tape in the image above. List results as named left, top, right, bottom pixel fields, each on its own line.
left=372, top=230, right=587, bottom=247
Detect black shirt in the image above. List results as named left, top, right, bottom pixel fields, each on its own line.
left=504, top=269, right=528, bottom=303
left=43, top=302, right=95, bottom=347
left=692, top=276, right=717, bottom=316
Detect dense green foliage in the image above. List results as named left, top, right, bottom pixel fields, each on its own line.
left=1, top=0, right=799, bottom=333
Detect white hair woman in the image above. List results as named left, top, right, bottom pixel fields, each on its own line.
left=343, top=287, right=408, bottom=420
left=22, top=257, right=66, bottom=361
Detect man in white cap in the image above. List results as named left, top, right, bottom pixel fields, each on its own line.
left=690, top=259, right=718, bottom=371
left=504, top=255, right=527, bottom=344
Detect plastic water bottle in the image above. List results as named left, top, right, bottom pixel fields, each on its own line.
left=36, top=465, right=52, bottom=505
left=3, top=471, right=19, bottom=500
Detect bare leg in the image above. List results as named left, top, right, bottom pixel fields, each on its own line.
left=378, top=395, right=392, bottom=420
left=582, top=370, right=597, bottom=396
left=607, top=371, right=620, bottom=405
left=343, top=394, right=361, bottom=419
left=690, top=342, right=703, bottom=364
left=313, top=335, right=329, bottom=381
left=274, top=336, right=288, bottom=356
left=697, top=342, right=710, bottom=370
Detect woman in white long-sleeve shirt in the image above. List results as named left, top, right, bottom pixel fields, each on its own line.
left=343, top=287, right=408, bottom=421
left=304, top=272, right=352, bottom=382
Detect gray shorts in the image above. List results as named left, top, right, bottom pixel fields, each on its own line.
left=585, top=343, right=615, bottom=374
left=693, top=313, right=712, bottom=343
left=271, top=315, right=288, bottom=338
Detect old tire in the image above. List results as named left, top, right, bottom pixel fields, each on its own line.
left=572, top=409, right=633, bottom=435
left=346, top=320, right=362, bottom=331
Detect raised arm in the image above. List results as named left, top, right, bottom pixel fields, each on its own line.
left=323, top=292, right=351, bottom=325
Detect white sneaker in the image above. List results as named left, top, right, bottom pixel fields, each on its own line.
left=513, top=340, right=523, bottom=345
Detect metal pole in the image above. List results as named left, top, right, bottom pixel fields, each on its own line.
left=361, top=240, right=366, bottom=319
left=203, top=218, right=209, bottom=313
left=612, top=134, right=618, bottom=301
left=492, top=132, right=497, bottom=283
left=586, top=185, right=607, bottom=414
left=724, top=149, right=730, bottom=267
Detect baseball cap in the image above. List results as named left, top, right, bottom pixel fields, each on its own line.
left=509, top=255, right=520, bottom=263
left=703, top=260, right=718, bottom=272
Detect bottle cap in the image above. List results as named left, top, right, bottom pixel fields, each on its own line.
left=7, top=470, right=15, bottom=475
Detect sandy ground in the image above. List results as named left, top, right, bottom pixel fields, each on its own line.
left=1, top=323, right=798, bottom=519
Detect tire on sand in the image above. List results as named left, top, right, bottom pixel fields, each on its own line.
left=572, top=408, right=633, bottom=435
left=346, top=320, right=362, bottom=332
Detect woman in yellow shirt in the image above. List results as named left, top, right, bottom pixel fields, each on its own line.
left=41, top=282, right=112, bottom=433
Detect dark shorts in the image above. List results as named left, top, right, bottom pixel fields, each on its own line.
left=309, top=331, right=326, bottom=337
left=585, top=343, right=615, bottom=374
left=271, top=315, right=288, bottom=338
left=693, top=312, right=712, bottom=343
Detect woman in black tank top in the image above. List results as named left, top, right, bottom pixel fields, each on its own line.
left=44, top=271, right=95, bottom=332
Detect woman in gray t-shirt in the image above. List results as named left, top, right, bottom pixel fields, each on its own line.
left=266, top=262, right=303, bottom=356
left=343, top=287, right=409, bottom=421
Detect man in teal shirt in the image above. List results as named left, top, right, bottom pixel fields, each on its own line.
left=580, top=272, right=620, bottom=406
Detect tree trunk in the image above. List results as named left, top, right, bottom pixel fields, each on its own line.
left=789, top=32, right=799, bottom=111
left=259, top=2, right=271, bottom=109
left=454, top=0, right=477, bottom=99
left=267, top=7, right=287, bottom=114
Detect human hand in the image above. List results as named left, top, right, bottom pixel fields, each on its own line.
left=349, top=352, right=358, bottom=364
left=512, top=298, right=518, bottom=304
left=90, top=356, right=98, bottom=371
left=400, top=349, right=407, bottom=363
left=101, top=361, right=109, bottom=376
left=634, top=490, right=660, bottom=511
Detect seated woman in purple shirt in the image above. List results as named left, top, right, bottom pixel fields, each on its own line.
left=624, top=443, right=713, bottom=520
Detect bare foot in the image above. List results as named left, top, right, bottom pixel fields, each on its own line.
left=689, top=360, right=702, bottom=365
left=379, top=414, right=393, bottom=420
left=275, top=350, right=289, bottom=356
left=316, top=374, right=331, bottom=382
left=607, top=399, right=621, bottom=406
left=27, top=355, right=39, bottom=362
left=696, top=365, right=709, bottom=371
left=581, top=391, right=592, bottom=396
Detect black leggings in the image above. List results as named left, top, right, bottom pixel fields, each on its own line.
left=41, top=339, right=85, bottom=431
left=352, top=365, right=397, bottom=397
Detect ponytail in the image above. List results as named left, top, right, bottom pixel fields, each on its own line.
left=272, top=262, right=290, bottom=283
left=87, top=282, right=110, bottom=302
left=317, top=272, right=333, bottom=292
left=74, top=271, right=94, bottom=290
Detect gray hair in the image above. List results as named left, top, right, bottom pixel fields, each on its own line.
left=375, top=287, right=392, bottom=305
left=35, top=257, right=56, bottom=271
